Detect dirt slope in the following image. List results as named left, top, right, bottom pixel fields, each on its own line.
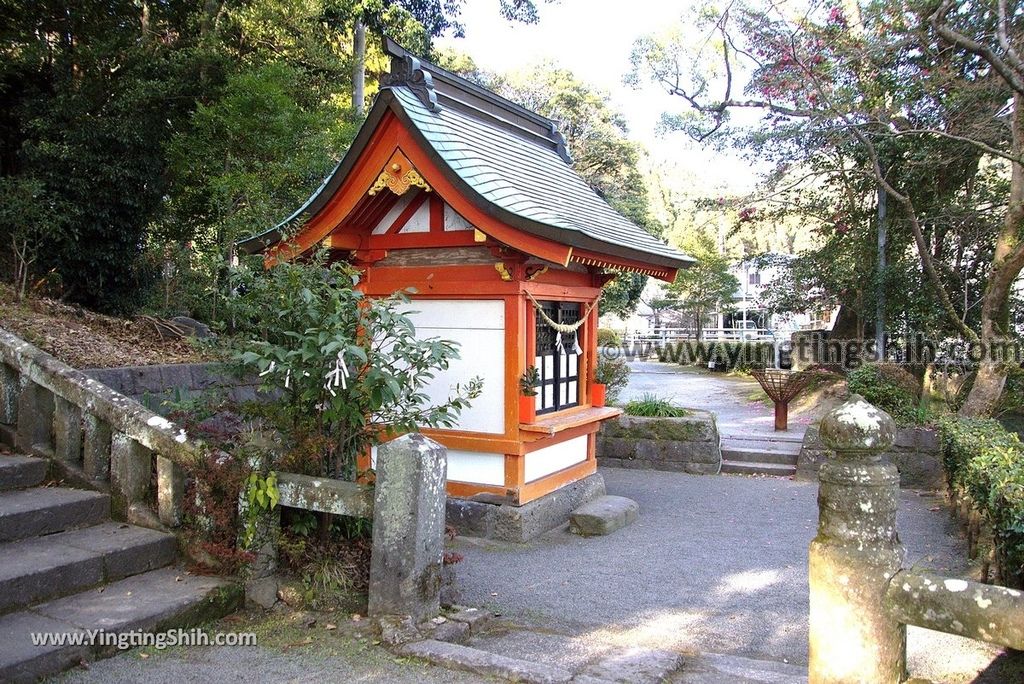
left=0, top=286, right=213, bottom=369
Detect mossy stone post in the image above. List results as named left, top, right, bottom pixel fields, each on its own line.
left=16, top=376, right=54, bottom=454
left=368, top=434, right=447, bottom=623
left=82, top=412, right=112, bottom=481
left=110, top=432, right=153, bottom=523
left=809, top=394, right=905, bottom=683
left=0, top=364, right=18, bottom=424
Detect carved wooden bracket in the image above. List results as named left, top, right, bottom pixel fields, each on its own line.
left=525, top=265, right=548, bottom=281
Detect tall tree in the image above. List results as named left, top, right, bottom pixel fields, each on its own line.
left=665, top=231, right=739, bottom=338
left=630, top=0, right=1024, bottom=415
left=0, top=0, right=203, bottom=312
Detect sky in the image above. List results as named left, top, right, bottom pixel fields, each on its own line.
left=435, top=0, right=761, bottom=193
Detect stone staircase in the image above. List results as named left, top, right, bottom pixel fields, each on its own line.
left=0, top=453, right=241, bottom=683
left=720, top=434, right=802, bottom=477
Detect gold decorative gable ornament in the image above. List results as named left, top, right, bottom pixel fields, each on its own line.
left=368, top=151, right=432, bottom=196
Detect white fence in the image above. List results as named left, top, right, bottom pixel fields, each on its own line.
left=625, top=326, right=777, bottom=345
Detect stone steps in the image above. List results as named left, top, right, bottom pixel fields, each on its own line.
left=0, top=487, right=110, bottom=543
left=399, top=639, right=576, bottom=683
left=720, top=433, right=804, bottom=445
left=0, top=455, right=47, bottom=491
left=0, top=522, right=177, bottom=614
left=720, top=446, right=800, bottom=466
left=719, top=436, right=801, bottom=477
left=677, top=652, right=807, bottom=683
left=400, top=622, right=806, bottom=684
left=0, top=453, right=241, bottom=682
left=721, top=460, right=797, bottom=477
left=0, top=567, right=240, bottom=683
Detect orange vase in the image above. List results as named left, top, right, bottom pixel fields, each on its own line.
left=519, top=394, right=536, bottom=423
left=591, top=383, right=607, bottom=407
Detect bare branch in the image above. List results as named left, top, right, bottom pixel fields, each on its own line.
left=930, top=0, right=1024, bottom=96
left=885, top=127, right=1021, bottom=164
left=996, top=0, right=1024, bottom=74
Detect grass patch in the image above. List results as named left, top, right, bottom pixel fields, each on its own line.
left=623, top=393, right=689, bottom=418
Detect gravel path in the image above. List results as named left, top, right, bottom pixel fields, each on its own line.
left=456, top=468, right=1018, bottom=682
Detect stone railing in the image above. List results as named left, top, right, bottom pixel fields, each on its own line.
left=808, top=394, right=1024, bottom=683
left=244, top=434, right=448, bottom=622
left=0, top=327, right=199, bottom=530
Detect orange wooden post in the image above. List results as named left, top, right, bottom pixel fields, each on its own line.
left=774, top=401, right=788, bottom=431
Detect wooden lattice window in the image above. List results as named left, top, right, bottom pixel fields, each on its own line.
left=534, top=301, right=581, bottom=415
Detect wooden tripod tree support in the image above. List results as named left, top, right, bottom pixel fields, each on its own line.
left=751, top=369, right=817, bottom=431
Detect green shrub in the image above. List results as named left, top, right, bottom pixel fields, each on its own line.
left=939, top=417, right=1024, bottom=587
left=596, top=328, right=622, bottom=347
left=623, top=393, right=689, bottom=418
left=847, top=363, right=927, bottom=425
left=227, top=249, right=482, bottom=480
left=595, top=356, right=630, bottom=403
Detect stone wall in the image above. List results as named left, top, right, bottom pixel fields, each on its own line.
left=797, top=423, right=944, bottom=489
left=83, top=363, right=261, bottom=411
left=596, top=411, right=721, bottom=474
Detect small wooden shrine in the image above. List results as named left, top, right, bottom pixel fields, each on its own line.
left=238, top=39, right=693, bottom=507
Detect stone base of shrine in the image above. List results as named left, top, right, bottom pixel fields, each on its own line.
left=446, top=472, right=606, bottom=542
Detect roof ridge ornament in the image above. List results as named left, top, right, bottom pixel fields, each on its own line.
left=547, top=123, right=572, bottom=164
left=368, top=153, right=432, bottom=197
left=382, top=54, right=441, bottom=112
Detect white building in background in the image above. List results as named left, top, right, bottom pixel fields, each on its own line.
left=604, top=253, right=830, bottom=342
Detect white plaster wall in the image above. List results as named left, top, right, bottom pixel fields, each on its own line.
left=398, top=201, right=430, bottom=233
left=371, top=444, right=502, bottom=486
left=371, top=193, right=414, bottom=234
left=403, top=299, right=506, bottom=434
left=372, top=197, right=472, bottom=234
left=444, top=204, right=473, bottom=231
left=446, top=449, right=505, bottom=485
left=524, top=434, right=588, bottom=483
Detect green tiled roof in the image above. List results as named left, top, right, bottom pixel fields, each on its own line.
left=238, top=40, right=693, bottom=272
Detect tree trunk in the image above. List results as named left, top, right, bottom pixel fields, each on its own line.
left=961, top=94, right=1024, bottom=417
left=352, top=18, right=366, bottom=117
left=875, top=183, right=887, bottom=362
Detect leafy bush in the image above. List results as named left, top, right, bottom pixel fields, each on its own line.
left=595, top=356, right=631, bottom=403
left=596, top=328, right=622, bottom=347
left=847, top=363, right=927, bottom=425
left=939, top=417, right=1024, bottom=587
left=624, top=393, right=689, bottom=418
left=228, top=249, right=482, bottom=480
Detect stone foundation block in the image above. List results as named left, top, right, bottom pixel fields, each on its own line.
left=446, top=472, right=606, bottom=542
